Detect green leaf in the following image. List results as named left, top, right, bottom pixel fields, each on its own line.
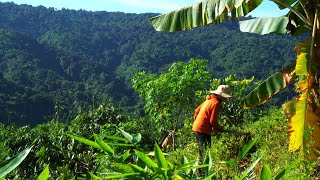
left=275, top=159, right=299, bottom=180
left=239, top=17, right=289, bottom=35
left=0, top=146, right=33, bottom=178
left=154, top=143, right=168, bottom=169
left=37, top=165, right=50, bottom=180
left=116, top=150, right=131, bottom=163
left=134, top=150, right=158, bottom=170
left=118, top=128, right=133, bottom=143
left=89, top=172, right=101, bottom=180
left=132, top=133, right=142, bottom=143
left=67, top=134, right=102, bottom=150
left=181, top=155, right=190, bottom=174
left=104, top=135, right=130, bottom=142
left=204, top=151, right=212, bottom=174
left=241, top=63, right=296, bottom=109
left=260, top=165, right=271, bottom=180
left=104, top=173, right=139, bottom=179
left=149, top=0, right=263, bottom=32
left=108, top=143, right=134, bottom=147
left=94, top=134, right=114, bottom=156
left=111, top=163, right=134, bottom=173
left=237, top=140, right=256, bottom=161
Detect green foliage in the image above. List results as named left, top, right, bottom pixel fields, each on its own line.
left=132, top=59, right=211, bottom=136
left=0, top=146, right=33, bottom=178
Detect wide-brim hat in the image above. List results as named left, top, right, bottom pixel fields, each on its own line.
left=209, top=85, right=232, bottom=98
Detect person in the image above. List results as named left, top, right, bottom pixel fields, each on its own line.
left=192, top=85, right=232, bottom=168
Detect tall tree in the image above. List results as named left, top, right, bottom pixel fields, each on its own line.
left=149, top=0, right=320, bottom=159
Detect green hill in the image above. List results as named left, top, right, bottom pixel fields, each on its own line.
left=0, top=2, right=299, bottom=125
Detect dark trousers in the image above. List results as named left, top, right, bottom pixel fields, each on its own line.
left=194, top=131, right=211, bottom=165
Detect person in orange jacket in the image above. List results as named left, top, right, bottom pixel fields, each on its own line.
left=192, top=85, right=232, bottom=166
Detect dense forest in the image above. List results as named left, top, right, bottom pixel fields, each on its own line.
left=0, top=2, right=298, bottom=125
left=2, top=2, right=319, bottom=179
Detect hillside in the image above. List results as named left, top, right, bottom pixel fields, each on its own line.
left=0, top=2, right=299, bottom=125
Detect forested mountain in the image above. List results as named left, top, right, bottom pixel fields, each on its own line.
left=0, top=2, right=299, bottom=125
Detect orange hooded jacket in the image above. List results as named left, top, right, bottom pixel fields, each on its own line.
left=192, top=95, right=222, bottom=135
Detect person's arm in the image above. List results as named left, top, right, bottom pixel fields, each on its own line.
left=209, top=103, right=223, bottom=132
left=194, top=103, right=203, bottom=120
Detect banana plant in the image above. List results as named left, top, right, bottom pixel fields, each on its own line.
left=149, top=1, right=320, bottom=159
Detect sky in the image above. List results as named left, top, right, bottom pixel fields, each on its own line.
left=0, top=0, right=288, bottom=17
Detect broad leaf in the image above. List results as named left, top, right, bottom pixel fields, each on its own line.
left=67, top=134, right=102, bottom=150
left=150, top=0, right=263, bottom=32
left=154, top=143, right=168, bottom=169
left=116, top=150, right=131, bottom=163
left=295, top=39, right=311, bottom=76
left=89, top=172, right=102, bottom=180
left=239, top=17, right=289, bottom=35
left=288, top=92, right=307, bottom=152
left=37, top=165, right=50, bottom=180
left=111, top=163, right=134, bottom=173
left=304, top=108, right=320, bottom=160
left=241, top=63, right=296, bottom=109
left=0, top=146, right=33, bottom=178
left=134, top=150, right=158, bottom=170
left=94, top=134, right=114, bottom=156
left=104, top=135, right=130, bottom=143
left=118, top=128, right=133, bottom=143
left=273, top=0, right=297, bottom=10
left=237, top=140, right=256, bottom=160
left=260, top=165, right=271, bottom=180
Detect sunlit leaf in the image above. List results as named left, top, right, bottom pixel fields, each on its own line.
left=288, top=92, right=307, bottom=152
left=37, top=165, right=50, bottom=180
left=241, top=63, right=296, bottom=109
left=305, top=108, right=320, bottom=160
left=150, top=0, right=263, bottom=32
left=94, top=134, right=114, bottom=156
left=67, top=134, right=102, bottom=150
left=295, top=39, right=311, bottom=76
left=154, top=143, right=168, bottom=169
left=240, top=17, right=289, bottom=35
left=116, top=150, right=131, bottom=163
left=89, top=172, right=101, bottom=180
left=260, top=165, right=271, bottom=180
left=134, top=150, right=158, bottom=170
left=237, top=140, right=256, bottom=160
left=118, top=128, right=133, bottom=143
left=0, top=146, right=33, bottom=178
left=111, top=163, right=134, bottom=173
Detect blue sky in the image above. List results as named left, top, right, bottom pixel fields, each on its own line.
left=0, top=0, right=288, bottom=17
